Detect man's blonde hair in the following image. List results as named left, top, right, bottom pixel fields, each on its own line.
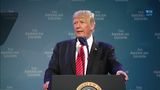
left=73, top=10, right=95, bottom=25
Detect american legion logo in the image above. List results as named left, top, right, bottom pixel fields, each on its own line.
left=76, top=82, right=102, bottom=90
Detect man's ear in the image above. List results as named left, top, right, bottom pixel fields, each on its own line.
left=90, top=23, right=95, bottom=31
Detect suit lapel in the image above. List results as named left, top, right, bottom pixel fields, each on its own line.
left=69, top=39, right=76, bottom=74
left=86, top=40, right=99, bottom=74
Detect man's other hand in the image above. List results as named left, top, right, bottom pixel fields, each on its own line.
left=43, top=81, right=49, bottom=90
left=116, top=70, right=129, bottom=81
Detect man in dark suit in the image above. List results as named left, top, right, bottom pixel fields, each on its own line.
left=43, top=10, right=128, bottom=90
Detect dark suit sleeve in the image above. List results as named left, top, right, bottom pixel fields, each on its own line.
left=107, top=46, right=124, bottom=74
left=44, top=43, right=60, bottom=83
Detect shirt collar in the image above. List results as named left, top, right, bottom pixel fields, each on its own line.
left=87, top=35, right=93, bottom=52
left=76, top=35, right=93, bottom=52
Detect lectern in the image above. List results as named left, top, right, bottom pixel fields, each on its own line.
left=51, top=75, right=126, bottom=90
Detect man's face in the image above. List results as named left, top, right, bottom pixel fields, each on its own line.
left=73, top=15, right=95, bottom=39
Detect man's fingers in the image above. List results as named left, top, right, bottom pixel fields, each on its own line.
left=43, top=81, right=50, bottom=90
left=116, top=70, right=129, bottom=81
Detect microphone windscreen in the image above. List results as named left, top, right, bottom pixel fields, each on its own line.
left=77, top=37, right=87, bottom=46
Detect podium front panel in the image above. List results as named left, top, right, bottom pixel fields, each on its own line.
left=51, top=75, right=126, bottom=90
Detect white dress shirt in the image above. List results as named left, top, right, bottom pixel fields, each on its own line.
left=76, top=35, right=93, bottom=75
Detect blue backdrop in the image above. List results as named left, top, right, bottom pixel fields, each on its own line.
left=0, top=0, right=160, bottom=90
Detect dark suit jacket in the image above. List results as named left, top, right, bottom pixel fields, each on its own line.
left=44, top=38, right=124, bottom=83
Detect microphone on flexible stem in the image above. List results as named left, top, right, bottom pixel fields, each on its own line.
left=77, top=37, right=89, bottom=54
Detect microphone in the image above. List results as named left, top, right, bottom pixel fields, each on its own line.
left=77, top=37, right=87, bottom=46
left=77, top=37, right=89, bottom=54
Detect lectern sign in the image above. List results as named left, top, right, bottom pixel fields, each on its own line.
left=51, top=75, right=125, bottom=90
left=76, top=82, right=102, bottom=90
